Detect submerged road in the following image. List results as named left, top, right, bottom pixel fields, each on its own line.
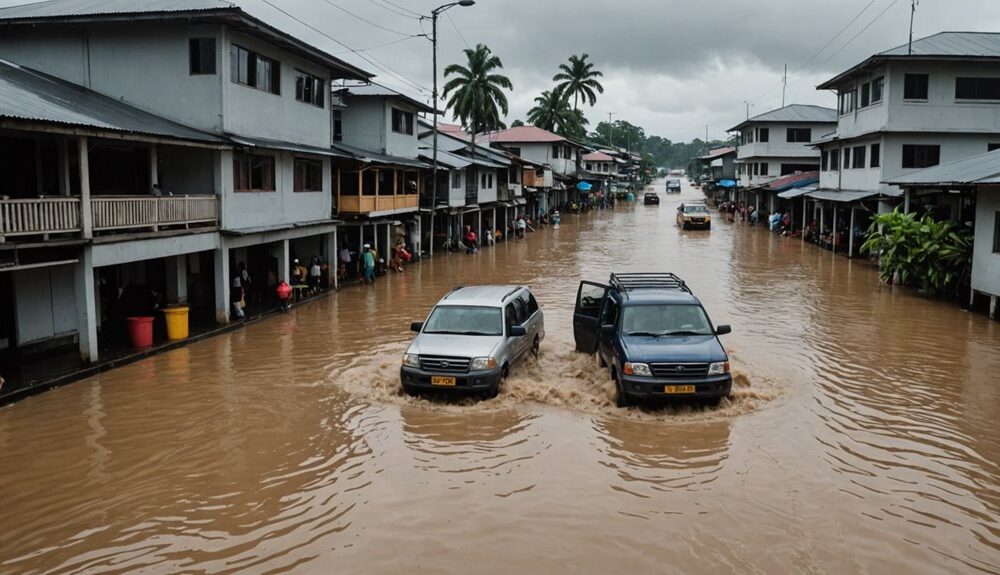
left=1, top=181, right=998, bottom=574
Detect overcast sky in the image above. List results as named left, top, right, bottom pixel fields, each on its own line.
left=5, top=0, right=1000, bottom=141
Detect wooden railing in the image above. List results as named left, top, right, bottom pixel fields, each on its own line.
left=0, top=197, right=81, bottom=239
left=339, top=194, right=419, bottom=214
left=0, top=195, right=218, bottom=241
left=92, top=196, right=218, bottom=232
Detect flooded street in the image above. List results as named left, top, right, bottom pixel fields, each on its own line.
left=2, top=182, right=999, bottom=574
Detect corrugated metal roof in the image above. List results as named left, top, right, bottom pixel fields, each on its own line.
left=331, top=142, right=430, bottom=169
left=0, top=59, right=223, bottom=143
left=879, top=31, right=1000, bottom=58
left=777, top=186, right=815, bottom=199
left=340, top=84, right=436, bottom=114
left=697, top=146, right=736, bottom=160
left=885, top=148, right=1000, bottom=186
left=0, top=0, right=233, bottom=19
left=417, top=149, right=470, bottom=170
left=229, top=134, right=352, bottom=158
left=729, top=104, right=837, bottom=131
left=766, top=171, right=819, bottom=192
left=807, top=190, right=879, bottom=203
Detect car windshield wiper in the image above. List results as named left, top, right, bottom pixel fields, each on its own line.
left=425, top=330, right=497, bottom=336
left=626, top=331, right=662, bottom=337
left=661, top=330, right=711, bottom=336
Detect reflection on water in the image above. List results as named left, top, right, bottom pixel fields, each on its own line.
left=1, top=181, right=998, bottom=574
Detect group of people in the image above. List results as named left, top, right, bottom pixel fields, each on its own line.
left=718, top=201, right=761, bottom=225
left=337, top=239, right=414, bottom=285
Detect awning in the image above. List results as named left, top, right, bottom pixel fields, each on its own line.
left=806, top=190, right=879, bottom=203
left=778, top=186, right=816, bottom=199
left=229, top=135, right=354, bottom=158
left=766, top=171, right=819, bottom=192
left=514, top=198, right=527, bottom=205
left=331, top=143, right=431, bottom=169
left=418, top=149, right=471, bottom=170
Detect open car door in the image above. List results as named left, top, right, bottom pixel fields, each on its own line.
left=573, top=281, right=608, bottom=352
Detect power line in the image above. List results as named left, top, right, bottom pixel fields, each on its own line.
left=331, top=34, right=423, bottom=56
left=446, top=11, right=471, bottom=49
left=366, top=0, right=421, bottom=19
left=319, top=0, right=418, bottom=37
left=256, top=0, right=431, bottom=97
left=379, top=0, right=423, bottom=18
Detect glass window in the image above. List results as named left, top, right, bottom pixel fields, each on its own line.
left=860, top=82, right=871, bottom=107
left=852, top=146, right=866, bottom=169
left=512, top=298, right=526, bottom=325
left=451, top=171, right=461, bottom=188
left=293, top=158, right=323, bottom=192
left=682, top=204, right=710, bottom=214
left=424, top=305, right=503, bottom=336
left=902, top=145, right=940, bottom=169
left=391, top=108, right=413, bottom=135
left=786, top=128, right=812, bottom=143
left=760, top=162, right=769, bottom=176
left=829, top=149, right=840, bottom=171
left=989, top=143, right=1000, bottom=152
left=843, top=149, right=851, bottom=170
left=233, top=153, right=275, bottom=192
left=871, top=77, right=884, bottom=102
left=189, top=38, right=216, bottom=75
left=524, top=293, right=540, bottom=316
left=870, top=143, right=881, bottom=168
left=621, top=305, right=713, bottom=336
left=904, top=74, right=929, bottom=100
left=295, top=70, right=325, bottom=107
left=821, top=150, right=828, bottom=171
left=332, top=110, right=343, bottom=142
left=955, top=77, right=1000, bottom=100
left=230, top=45, right=279, bottom=94
left=838, top=90, right=855, bottom=114
left=759, top=128, right=769, bottom=142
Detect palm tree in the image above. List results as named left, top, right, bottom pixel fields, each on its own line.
left=442, top=43, right=513, bottom=137
left=553, top=54, right=604, bottom=111
left=527, top=88, right=589, bottom=139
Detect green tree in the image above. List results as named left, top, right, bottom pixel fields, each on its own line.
left=553, top=54, right=604, bottom=111
left=527, top=88, right=587, bottom=139
left=442, top=43, right=514, bottom=135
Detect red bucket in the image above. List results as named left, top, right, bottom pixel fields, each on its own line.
left=126, top=316, right=155, bottom=348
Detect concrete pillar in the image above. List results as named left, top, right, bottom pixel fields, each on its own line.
left=802, top=197, right=808, bottom=231
left=848, top=206, right=856, bottom=258
left=149, top=144, right=159, bottom=189
left=478, top=210, right=483, bottom=244
left=990, top=296, right=998, bottom=321
left=385, top=222, right=391, bottom=257
left=166, top=254, right=188, bottom=304
left=75, top=246, right=98, bottom=364
left=329, top=231, right=339, bottom=290
left=903, top=188, right=911, bottom=213
left=79, top=137, right=93, bottom=239
left=832, top=208, right=838, bottom=251
left=277, top=239, right=290, bottom=284
left=57, top=139, right=71, bottom=196
left=414, top=217, right=422, bottom=257
left=214, top=245, right=230, bottom=324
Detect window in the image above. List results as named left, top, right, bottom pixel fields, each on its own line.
left=332, top=110, right=342, bottom=142
left=781, top=163, right=818, bottom=175
left=233, top=153, right=275, bottom=191
left=752, top=163, right=759, bottom=176
left=852, top=146, right=866, bottom=169
left=821, top=150, right=828, bottom=171
left=479, top=172, right=494, bottom=188
left=989, top=143, right=1000, bottom=152
left=870, top=143, right=881, bottom=168
left=585, top=163, right=593, bottom=171
left=189, top=38, right=216, bottom=75
left=829, top=149, right=839, bottom=171
left=994, top=212, right=1000, bottom=253
left=523, top=293, right=539, bottom=317
left=293, top=158, right=323, bottom=192
left=902, top=144, right=940, bottom=169
left=904, top=74, right=929, bottom=100
left=839, top=89, right=855, bottom=114
left=759, top=128, right=769, bottom=143
left=760, top=162, right=769, bottom=176
left=295, top=71, right=325, bottom=107
left=391, top=108, right=413, bottom=135
left=552, top=144, right=561, bottom=159
left=955, top=77, right=1000, bottom=100
left=230, top=45, right=280, bottom=94
left=860, top=82, right=871, bottom=107
left=451, top=171, right=461, bottom=188
left=871, top=76, right=884, bottom=103
left=787, top=128, right=812, bottom=143
left=843, top=149, right=851, bottom=169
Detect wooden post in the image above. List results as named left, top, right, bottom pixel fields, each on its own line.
left=848, top=206, right=856, bottom=257
left=802, top=196, right=807, bottom=232
left=832, top=207, right=838, bottom=252
left=78, top=136, right=92, bottom=239
left=57, top=139, right=71, bottom=196
left=150, top=144, right=159, bottom=189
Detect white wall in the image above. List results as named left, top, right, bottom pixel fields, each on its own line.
left=340, top=99, right=386, bottom=153
left=737, top=122, right=834, bottom=160
left=504, top=142, right=576, bottom=176
left=14, top=265, right=77, bottom=345
left=886, top=60, right=1000, bottom=134
left=477, top=168, right=497, bottom=204
left=220, top=150, right=332, bottom=230
left=972, top=189, right=1000, bottom=297
left=834, top=63, right=890, bottom=140
left=448, top=170, right=465, bottom=207
left=384, top=102, right=419, bottom=159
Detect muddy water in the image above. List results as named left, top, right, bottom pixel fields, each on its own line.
left=2, top=182, right=999, bottom=574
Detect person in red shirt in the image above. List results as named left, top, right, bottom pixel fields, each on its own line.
left=276, top=280, right=292, bottom=313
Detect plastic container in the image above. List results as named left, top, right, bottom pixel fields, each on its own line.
left=126, top=316, right=155, bottom=348
left=162, top=307, right=190, bottom=341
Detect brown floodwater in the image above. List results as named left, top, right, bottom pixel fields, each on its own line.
left=1, top=181, right=999, bottom=574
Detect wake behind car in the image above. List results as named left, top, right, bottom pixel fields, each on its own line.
left=572, top=273, right=732, bottom=407
left=677, top=202, right=711, bottom=229
left=643, top=192, right=660, bottom=205
left=401, top=285, right=544, bottom=398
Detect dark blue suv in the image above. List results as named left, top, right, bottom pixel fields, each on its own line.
left=573, top=273, right=733, bottom=407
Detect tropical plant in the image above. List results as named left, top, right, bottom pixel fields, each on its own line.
left=553, top=53, right=604, bottom=111
left=527, top=88, right=589, bottom=140
left=860, top=209, right=973, bottom=297
left=442, top=43, right=513, bottom=136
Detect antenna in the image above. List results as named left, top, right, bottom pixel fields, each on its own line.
left=781, top=64, right=788, bottom=107
left=908, top=0, right=918, bottom=55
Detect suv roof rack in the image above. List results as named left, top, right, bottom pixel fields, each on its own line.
left=609, top=272, right=692, bottom=295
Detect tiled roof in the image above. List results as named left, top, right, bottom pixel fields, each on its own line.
left=482, top=125, right=565, bottom=144
left=582, top=151, right=614, bottom=162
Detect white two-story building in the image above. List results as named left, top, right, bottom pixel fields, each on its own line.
left=729, top=104, right=837, bottom=189
left=484, top=126, right=582, bottom=215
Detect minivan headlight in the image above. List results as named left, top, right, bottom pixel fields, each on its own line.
left=624, top=362, right=651, bottom=376
left=402, top=353, right=420, bottom=368
left=470, top=357, right=497, bottom=370
left=708, top=361, right=730, bottom=375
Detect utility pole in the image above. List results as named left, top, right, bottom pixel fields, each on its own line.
left=607, top=112, right=614, bottom=149
left=908, top=0, right=918, bottom=55
left=781, top=64, right=788, bottom=107
left=744, top=100, right=750, bottom=120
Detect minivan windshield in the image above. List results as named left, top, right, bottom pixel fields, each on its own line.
left=683, top=204, right=709, bottom=214
left=621, top=304, right=713, bottom=336
left=423, top=305, right=503, bottom=336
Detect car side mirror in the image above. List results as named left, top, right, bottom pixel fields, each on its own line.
left=600, top=324, right=616, bottom=337
left=509, top=325, right=527, bottom=337
left=716, top=325, right=732, bottom=335
left=410, top=322, right=423, bottom=333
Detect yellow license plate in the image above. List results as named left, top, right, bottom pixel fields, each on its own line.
left=431, top=376, right=456, bottom=387
left=664, top=385, right=696, bottom=394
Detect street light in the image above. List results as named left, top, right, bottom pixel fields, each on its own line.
left=427, top=0, right=475, bottom=258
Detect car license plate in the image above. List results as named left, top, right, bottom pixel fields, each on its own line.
left=664, top=385, right=696, bottom=394
left=431, top=376, right=456, bottom=387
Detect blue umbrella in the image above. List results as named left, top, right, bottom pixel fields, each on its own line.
left=576, top=181, right=593, bottom=191
left=718, top=179, right=737, bottom=188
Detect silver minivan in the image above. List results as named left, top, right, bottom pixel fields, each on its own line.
left=400, top=285, right=545, bottom=397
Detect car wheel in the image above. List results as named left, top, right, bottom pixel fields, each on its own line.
left=531, top=336, right=540, bottom=359
left=402, top=383, right=418, bottom=397
left=612, top=370, right=631, bottom=408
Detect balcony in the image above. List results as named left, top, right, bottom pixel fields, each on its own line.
left=336, top=165, right=422, bottom=217
left=0, top=195, right=219, bottom=242
left=338, top=194, right=418, bottom=214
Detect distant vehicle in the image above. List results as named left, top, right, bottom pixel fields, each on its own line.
left=401, top=285, right=545, bottom=398
left=573, top=273, right=732, bottom=406
left=676, top=202, right=711, bottom=229
left=643, top=192, right=660, bottom=205
left=665, top=179, right=682, bottom=193
left=669, top=169, right=685, bottom=177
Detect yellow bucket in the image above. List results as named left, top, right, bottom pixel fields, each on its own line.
left=162, top=306, right=190, bottom=340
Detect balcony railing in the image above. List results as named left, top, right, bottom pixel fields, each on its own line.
left=0, top=195, right=219, bottom=241
left=339, top=194, right=419, bottom=215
